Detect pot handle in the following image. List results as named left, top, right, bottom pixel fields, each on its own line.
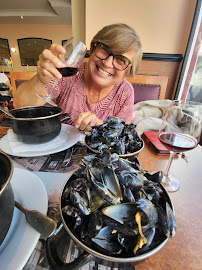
left=0, top=117, right=13, bottom=128
left=59, top=113, right=71, bottom=123
left=46, top=226, right=94, bottom=270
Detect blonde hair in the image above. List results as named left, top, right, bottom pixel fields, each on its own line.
left=90, top=23, right=143, bottom=77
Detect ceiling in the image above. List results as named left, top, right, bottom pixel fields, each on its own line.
left=0, top=0, right=72, bottom=25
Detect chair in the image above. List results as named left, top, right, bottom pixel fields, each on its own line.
left=0, top=101, right=7, bottom=120
left=9, top=71, right=37, bottom=97
left=126, top=75, right=168, bottom=104
left=9, top=72, right=168, bottom=103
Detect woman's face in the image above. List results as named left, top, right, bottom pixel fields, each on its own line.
left=86, top=47, right=134, bottom=90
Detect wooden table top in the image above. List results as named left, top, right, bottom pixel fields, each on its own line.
left=132, top=144, right=202, bottom=270
left=1, top=127, right=201, bottom=269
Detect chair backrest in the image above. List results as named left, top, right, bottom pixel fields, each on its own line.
left=0, top=101, right=7, bottom=120
left=126, top=75, right=168, bottom=104
left=9, top=71, right=37, bottom=97
left=0, top=101, right=10, bottom=136
left=9, top=72, right=168, bottom=103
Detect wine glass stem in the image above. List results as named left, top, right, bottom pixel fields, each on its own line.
left=49, top=79, right=58, bottom=97
left=164, top=151, right=175, bottom=178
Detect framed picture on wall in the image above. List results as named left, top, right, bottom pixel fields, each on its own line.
left=0, top=38, right=11, bottom=66
left=18, top=38, right=52, bottom=66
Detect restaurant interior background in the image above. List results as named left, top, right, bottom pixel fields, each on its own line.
left=0, top=0, right=199, bottom=100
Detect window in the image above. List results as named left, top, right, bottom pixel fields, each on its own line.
left=18, top=38, right=52, bottom=66
left=0, top=38, right=11, bottom=65
left=175, top=0, right=202, bottom=103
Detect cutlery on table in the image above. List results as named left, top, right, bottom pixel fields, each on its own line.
left=0, top=106, right=15, bottom=118
left=15, top=200, right=57, bottom=238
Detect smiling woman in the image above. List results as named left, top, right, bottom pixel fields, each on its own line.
left=13, top=23, right=143, bottom=132
left=92, top=42, right=132, bottom=71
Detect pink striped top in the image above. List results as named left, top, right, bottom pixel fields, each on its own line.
left=46, top=63, right=134, bottom=125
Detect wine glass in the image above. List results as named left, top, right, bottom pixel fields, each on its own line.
left=158, top=100, right=201, bottom=192
left=36, top=41, right=87, bottom=106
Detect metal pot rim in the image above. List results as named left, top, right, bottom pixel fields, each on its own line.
left=59, top=178, right=171, bottom=263
left=9, top=106, right=62, bottom=121
left=0, top=152, right=13, bottom=196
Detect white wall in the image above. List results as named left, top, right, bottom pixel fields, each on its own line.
left=85, top=0, right=197, bottom=54
left=0, top=0, right=197, bottom=72
left=71, top=0, right=85, bottom=48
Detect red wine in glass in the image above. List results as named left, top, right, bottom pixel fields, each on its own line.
left=159, top=132, right=198, bottom=153
left=36, top=67, right=79, bottom=106
left=57, top=67, right=78, bottom=77
left=158, top=100, right=201, bottom=193
left=36, top=41, right=86, bottom=106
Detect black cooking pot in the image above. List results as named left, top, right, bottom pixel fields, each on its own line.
left=0, top=152, right=14, bottom=246
left=46, top=173, right=173, bottom=270
left=0, top=106, right=70, bottom=144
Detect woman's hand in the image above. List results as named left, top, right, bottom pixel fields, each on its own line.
left=37, top=44, right=66, bottom=85
left=74, top=112, right=103, bottom=131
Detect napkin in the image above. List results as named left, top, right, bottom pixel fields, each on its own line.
left=132, top=99, right=183, bottom=134
left=7, top=129, right=66, bottom=154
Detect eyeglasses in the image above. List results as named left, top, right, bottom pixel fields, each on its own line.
left=93, top=42, right=131, bottom=71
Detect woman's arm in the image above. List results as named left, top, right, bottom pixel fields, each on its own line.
left=13, top=75, right=48, bottom=108
left=13, top=44, right=66, bottom=108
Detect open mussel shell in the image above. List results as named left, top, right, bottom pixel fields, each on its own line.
left=119, top=139, right=144, bottom=157
left=59, top=171, right=174, bottom=263
left=85, top=116, right=144, bottom=157
left=85, top=136, right=144, bottom=158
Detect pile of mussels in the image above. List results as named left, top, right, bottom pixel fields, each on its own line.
left=61, top=148, right=176, bottom=258
left=85, top=116, right=143, bottom=155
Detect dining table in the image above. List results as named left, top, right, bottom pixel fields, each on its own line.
left=134, top=143, right=202, bottom=270
left=26, top=142, right=202, bottom=270
left=1, top=129, right=202, bottom=270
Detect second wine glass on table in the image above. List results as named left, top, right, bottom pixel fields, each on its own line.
left=36, top=41, right=87, bottom=106
left=158, top=100, right=201, bottom=192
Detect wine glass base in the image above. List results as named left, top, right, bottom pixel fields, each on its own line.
left=161, top=174, right=180, bottom=192
left=36, top=93, right=57, bottom=107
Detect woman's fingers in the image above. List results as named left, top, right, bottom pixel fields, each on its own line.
left=75, top=112, right=92, bottom=131
left=41, top=47, right=63, bottom=68
left=49, top=44, right=66, bottom=56
left=37, top=44, right=66, bottom=83
left=38, top=60, right=61, bottom=80
left=75, top=112, right=103, bottom=131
